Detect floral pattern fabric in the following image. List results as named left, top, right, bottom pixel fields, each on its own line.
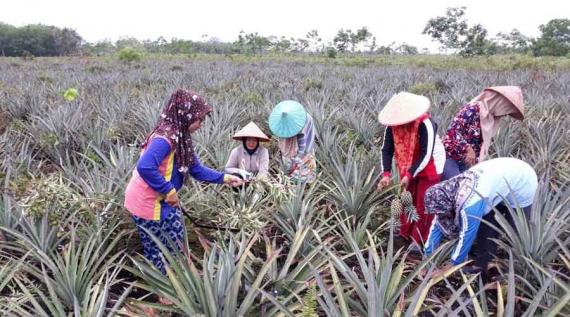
left=132, top=209, right=184, bottom=274
left=443, top=103, right=483, bottom=165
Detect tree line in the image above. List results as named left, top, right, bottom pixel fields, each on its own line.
left=1, top=7, right=568, bottom=58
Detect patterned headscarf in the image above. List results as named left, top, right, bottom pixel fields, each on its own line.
left=143, top=89, right=212, bottom=172
left=424, top=171, right=479, bottom=237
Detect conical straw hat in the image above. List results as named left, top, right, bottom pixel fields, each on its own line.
left=378, top=92, right=430, bottom=126
left=268, top=100, right=307, bottom=138
left=232, top=122, right=270, bottom=142
left=484, top=86, right=524, bottom=120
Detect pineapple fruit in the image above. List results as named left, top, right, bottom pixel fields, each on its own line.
left=400, top=190, right=413, bottom=206
left=391, top=198, right=404, bottom=217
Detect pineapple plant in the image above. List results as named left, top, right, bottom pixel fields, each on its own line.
left=302, top=282, right=318, bottom=317
left=0, top=54, right=568, bottom=316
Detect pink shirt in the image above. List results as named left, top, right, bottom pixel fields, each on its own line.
left=224, top=146, right=269, bottom=178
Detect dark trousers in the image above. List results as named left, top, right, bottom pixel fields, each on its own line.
left=442, top=158, right=469, bottom=181
left=474, top=203, right=532, bottom=279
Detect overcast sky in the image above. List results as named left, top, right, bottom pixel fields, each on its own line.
left=1, top=0, right=568, bottom=50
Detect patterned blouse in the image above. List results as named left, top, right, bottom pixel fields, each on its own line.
left=443, top=103, right=483, bottom=164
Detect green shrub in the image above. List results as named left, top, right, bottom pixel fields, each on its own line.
left=239, top=91, right=264, bottom=107
left=326, top=47, right=337, bottom=58
left=85, top=65, right=107, bottom=73
left=304, top=78, right=323, bottom=91
left=118, top=47, right=143, bottom=63
left=409, top=82, right=439, bottom=96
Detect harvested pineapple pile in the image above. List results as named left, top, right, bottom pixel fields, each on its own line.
left=188, top=174, right=295, bottom=231
left=17, top=174, right=89, bottom=226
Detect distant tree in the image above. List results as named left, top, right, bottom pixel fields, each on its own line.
left=532, top=19, right=570, bottom=56
left=291, top=38, right=309, bottom=52
left=333, top=29, right=351, bottom=52
left=165, top=38, right=195, bottom=54
left=0, top=23, right=18, bottom=56
left=196, top=38, right=233, bottom=54
left=20, top=25, right=59, bottom=56
left=242, top=32, right=271, bottom=54
left=395, top=43, right=419, bottom=55
left=461, top=23, right=494, bottom=56
left=83, top=40, right=115, bottom=56
left=367, top=36, right=377, bottom=53
left=53, top=27, right=83, bottom=55
left=0, top=23, right=83, bottom=56
left=376, top=42, right=395, bottom=55
left=142, top=36, right=168, bottom=53
left=270, top=36, right=292, bottom=52
left=233, top=31, right=247, bottom=53
left=333, top=27, right=374, bottom=53
left=115, top=37, right=144, bottom=51
left=350, top=27, right=372, bottom=52
left=376, top=46, right=393, bottom=55
left=423, top=7, right=494, bottom=56
left=495, top=29, right=531, bottom=54
left=306, top=30, right=322, bottom=52
left=0, top=24, right=83, bottom=56
left=423, top=7, right=467, bottom=51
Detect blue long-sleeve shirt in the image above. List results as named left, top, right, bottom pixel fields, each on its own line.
left=136, top=137, right=224, bottom=219
left=296, top=114, right=315, bottom=156
left=424, top=200, right=487, bottom=265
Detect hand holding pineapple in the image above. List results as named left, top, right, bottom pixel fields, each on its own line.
left=400, top=175, right=410, bottom=188
left=378, top=174, right=410, bottom=191
left=377, top=175, right=391, bottom=191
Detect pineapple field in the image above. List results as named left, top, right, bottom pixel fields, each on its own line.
left=0, top=56, right=569, bottom=316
